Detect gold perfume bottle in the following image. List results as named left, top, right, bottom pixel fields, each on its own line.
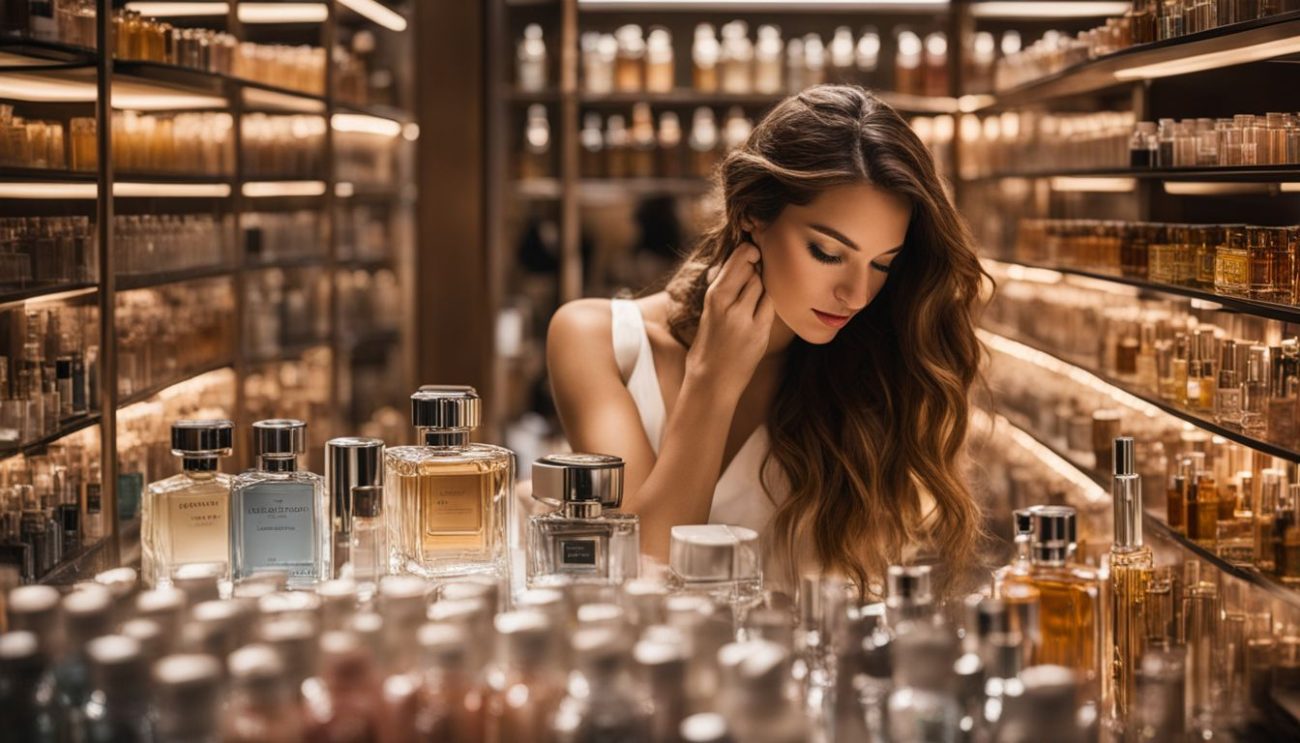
left=1189, top=466, right=1219, bottom=550
left=1166, top=456, right=1192, bottom=536
left=1192, top=327, right=1217, bottom=413
left=1108, top=438, right=1153, bottom=723
left=1169, top=334, right=1189, bottom=407
left=1216, top=471, right=1255, bottom=567
left=384, top=387, right=514, bottom=579
left=1214, top=225, right=1249, bottom=298
left=1278, top=483, right=1300, bottom=585
left=1005, top=506, right=1101, bottom=690
left=1253, top=468, right=1282, bottom=573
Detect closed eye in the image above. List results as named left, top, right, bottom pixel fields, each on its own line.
left=870, top=261, right=892, bottom=274
left=807, top=241, right=843, bottom=265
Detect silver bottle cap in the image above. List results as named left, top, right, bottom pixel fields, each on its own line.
left=170, top=420, right=234, bottom=457
left=668, top=524, right=761, bottom=582
left=1113, top=436, right=1136, bottom=476
left=886, top=564, right=933, bottom=605
left=325, top=436, right=384, bottom=529
left=1112, top=437, right=1143, bottom=550
left=252, top=419, right=306, bottom=457
left=411, top=386, right=481, bottom=430
left=531, top=453, right=625, bottom=507
left=1030, top=506, right=1076, bottom=548
left=1012, top=509, right=1034, bottom=536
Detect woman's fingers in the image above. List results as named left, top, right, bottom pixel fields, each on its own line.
left=734, top=271, right=763, bottom=311
left=708, top=244, right=760, bottom=304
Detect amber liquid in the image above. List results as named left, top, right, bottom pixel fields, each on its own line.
left=1166, top=479, right=1185, bottom=534
left=1019, top=567, right=1100, bottom=685
left=1110, top=551, right=1152, bottom=721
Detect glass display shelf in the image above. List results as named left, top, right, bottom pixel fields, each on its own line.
left=979, top=325, right=1300, bottom=464
left=0, top=412, right=100, bottom=463
left=992, top=404, right=1300, bottom=613
left=116, top=264, right=237, bottom=292
left=117, top=358, right=235, bottom=409
left=978, top=10, right=1300, bottom=111
left=964, top=165, right=1300, bottom=183
left=983, top=256, right=1300, bottom=326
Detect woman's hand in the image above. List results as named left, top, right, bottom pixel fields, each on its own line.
left=686, top=243, right=775, bottom=397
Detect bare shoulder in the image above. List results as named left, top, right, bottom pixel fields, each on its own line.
left=548, top=298, right=614, bottom=351
left=632, top=292, right=681, bottom=353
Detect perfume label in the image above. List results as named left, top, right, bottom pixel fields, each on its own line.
left=167, top=494, right=229, bottom=565
left=423, top=474, right=483, bottom=534
left=560, top=538, right=598, bottom=567
left=238, top=483, right=317, bottom=578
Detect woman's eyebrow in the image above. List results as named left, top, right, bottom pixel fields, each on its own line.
left=810, top=223, right=859, bottom=251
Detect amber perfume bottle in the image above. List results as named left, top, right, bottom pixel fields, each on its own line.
left=1216, top=471, right=1255, bottom=567
left=1254, top=469, right=1282, bottom=572
left=1277, top=484, right=1300, bottom=585
left=384, top=387, right=514, bottom=579
left=1166, top=456, right=1192, bottom=536
left=1004, top=507, right=1101, bottom=690
left=1189, top=465, right=1219, bottom=550
left=1215, top=339, right=1242, bottom=428
left=1108, top=438, right=1153, bottom=723
left=1214, top=225, right=1250, bottom=298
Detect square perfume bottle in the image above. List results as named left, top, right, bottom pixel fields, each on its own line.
left=526, top=453, right=639, bottom=588
left=229, top=419, right=330, bottom=589
left=384, top=386, right=514, bottom=579
left=667, top=524, right=763, bottom=621
left=141, top=419, right=235, bottom=588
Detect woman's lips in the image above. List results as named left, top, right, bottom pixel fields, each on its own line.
left=812, top=309, right=851, bottom=329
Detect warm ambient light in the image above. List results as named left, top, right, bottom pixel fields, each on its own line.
left=243, top=181, right=327, bottom=198
left=239, top=3, right=329, bottom=24
left=335, top=181, right=355, bottom=198
left=1281, top=183, right=1300, bottom=193
left=338, top=0, right=407, bottom=32
left=1114, top=35, right=1300, bottom=80
left=1163, top=181, right=1273, bottom=196
left=125, top=2, right=329, bottom=23
left=971, top=2, right=1130, bottom=18
left=331, top=113, right=402, bottom=137
left=0, top=71, right=226, bottom=109
left=578, top=0, right=948, bottom=7
left=0, top=182, right=231, bottom=198
left=1050, top=176, right=1135, bottom=193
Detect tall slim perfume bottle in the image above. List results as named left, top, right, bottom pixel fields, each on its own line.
left=141, top=420, right=235, bottom=588
left=348, top=485, right=387, bottom=595
left=384, top=387, right=514, bottom=579
left=1108, top=437, right=1153, bottom=724
left=526, top=453, right=639, bottom=588
left=229, top=419, right=331, bottom=589
left=324, top=436, right=383, bottom=578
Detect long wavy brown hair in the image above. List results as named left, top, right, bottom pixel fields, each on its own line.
left=665, top=85, right=989, bottom=596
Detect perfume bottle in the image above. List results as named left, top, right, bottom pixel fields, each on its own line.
left=667, top=524, right=763, bottom=623
left=1182, top=564, right=1218, bottom=728
left=1192, top=327, right=1217, bottom=412
left=1278, top=484, right=1300, bottom=585
left=1254, top=469, right=1282, bottom=573
left=1215, top=339, right=1242, bottom=427
left=885, top=564, right=937, bottom=630
left=993, top=509, right=1034, bottom=593
left=1189, top=463, right=1219, bottom=549
left=384, top=386, right=514, bottom=580
left=526, top=453, right=639, bottom=588
left=141, top=420, right=234, bottom=588
left=324, top=436, right=383, bottom=578
left=1240, top=344, right=1270, bottom=434
left=1214, top=224, right=1250, bottom=297
left=1217, top=471, right=1256, bottom=567
left=1006, top=506, right=1101, bottom=688
left=229, top=419, right=331, bottom=589
left=516, top=23, right=547, bottom=93
left=348, top=485, right=387, bottom=594
left=1108, top=437, right=1153, bottom=723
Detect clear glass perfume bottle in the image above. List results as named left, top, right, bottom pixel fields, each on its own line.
left=1108, top=437, right=1153, bottom=724
left=385, top=386, right=514, bottom=580
left=667, top=524, right=763, bottom=623
left=324, top=436, right=384, bottom=579
left=348, top=485, right=387, bottom=595
left=1241, top=344, right=1270, bottom=433
left=229, top=419, right=331, bottom=589
left=1217, top=471, right=1256, bottom=567
left=526, top=453, right=639, bottom=588
left=141, top=419, right=234, bottom=588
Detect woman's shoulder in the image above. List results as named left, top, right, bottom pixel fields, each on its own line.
left=547, top=293, right=675, bottom=345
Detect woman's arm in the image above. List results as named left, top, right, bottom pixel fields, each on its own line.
left=548, top=246, right=770, bottom=561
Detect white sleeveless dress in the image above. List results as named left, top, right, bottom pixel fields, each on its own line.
left=610, top=299, right=796, bottom=569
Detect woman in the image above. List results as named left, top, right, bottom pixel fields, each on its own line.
left=547, top=85, right=988, bottom=595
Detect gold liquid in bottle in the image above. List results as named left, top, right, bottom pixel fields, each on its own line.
left=1108, top=437, right=1153, bottom=724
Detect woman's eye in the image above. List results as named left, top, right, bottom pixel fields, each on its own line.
left=806, top=241, right=842, bottom=265
left=870, top=261, right=892, bottom=274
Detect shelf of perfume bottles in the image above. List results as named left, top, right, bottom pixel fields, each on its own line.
left=982, top=314, right=1300, bottom=464
left=995, top=402, right=1300, bottom=614
left=965, top=164, right=1300, bottom=183
left=989, top=253, right=1300, bottom=326
left=984, top=8, right=1300, bottom=110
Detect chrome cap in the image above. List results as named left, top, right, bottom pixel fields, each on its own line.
left=668, top=524, right=761, bottom=582
left=411, top=386, right=481, bottom=430
left=325, top=436, right=384, bottom=528
left=531, top=453, right=625, bottom=507
left=886, top=564, right=933, bottom=605
left=252, top=419, right=306, bottom=457
left=171, top=420, right=234, bottom=457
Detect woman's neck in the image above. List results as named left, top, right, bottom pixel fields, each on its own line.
left=766, top=315, right=796, bottom=358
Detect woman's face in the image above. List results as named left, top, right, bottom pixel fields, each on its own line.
left=747, top=181, right=912, bottom=345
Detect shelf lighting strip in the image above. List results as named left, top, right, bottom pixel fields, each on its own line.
left=977, top=328, right=1165, bottom=419
left=242, top=181, right=327, bottom=198
left=972, top=407, right=1110, bottom=505
left=0, top=182, right=231, bottom=198
left=577, top=0, right=948, bottom=8
left=971, top=2, right=1131, bottom=18
left=338, top=0, right=407, bottom=32
left=1114, top=33, right=1300, bottom=81
left=331, top=113, right=402, bottom=137
left=124, top=2, right=331, bottom=24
